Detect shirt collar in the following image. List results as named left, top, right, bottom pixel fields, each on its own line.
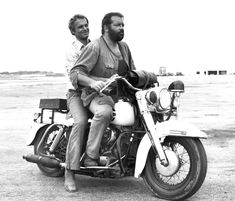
left=73, top=39, right=90, bottom=50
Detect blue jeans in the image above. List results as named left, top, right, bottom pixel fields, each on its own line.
left=66, top=90, right=113, bottom=170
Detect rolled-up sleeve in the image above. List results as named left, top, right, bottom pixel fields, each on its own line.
left=71, top=42, right=99, bottom=75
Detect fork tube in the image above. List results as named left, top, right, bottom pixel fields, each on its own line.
left=136, top=91, right=168, bottom=166
left=142, top=113, right=168, bottom=166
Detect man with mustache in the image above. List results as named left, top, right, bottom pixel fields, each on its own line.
left=69, top=11, right=136, bottom=190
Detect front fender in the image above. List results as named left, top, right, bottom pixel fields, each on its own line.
left=155, top=119, right=207, bottom=138
left=134, top=134, right=152, bottom=178
left=26, top=122, right=49, bottom=146
left=134, top=120, right=207, bottom=178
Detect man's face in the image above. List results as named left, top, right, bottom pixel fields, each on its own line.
left=108, top=16, right=124, bottom=42
left=73, top=18, right=89, bottom=41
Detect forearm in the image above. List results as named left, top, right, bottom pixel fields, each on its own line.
left=77, top=73, right=106, bottom=91
left=77, top=73, right=96, bottom=87
left=90, top=75, right=109, bottom=82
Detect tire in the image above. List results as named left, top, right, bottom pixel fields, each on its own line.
left=34, top=124, right=66, bottom=177
left=143, top=137, right=207, bottom=201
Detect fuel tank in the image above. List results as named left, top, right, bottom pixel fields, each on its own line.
left=111, top=100, right=135, bottom=126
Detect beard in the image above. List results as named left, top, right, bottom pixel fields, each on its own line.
left=108, top=27, right=124, bottom=42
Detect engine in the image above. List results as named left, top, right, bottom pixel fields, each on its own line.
left=99, top=125, right=134, bottom=167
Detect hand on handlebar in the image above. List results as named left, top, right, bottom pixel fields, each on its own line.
left=99, top=75, right=122, bottom=93
left=110, top=74, right=120, bottom=79
left=95, top=74, right=140, bottom=94
left=90, top=80, right=106, bottom=92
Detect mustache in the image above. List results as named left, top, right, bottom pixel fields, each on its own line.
left=119, top=30, right=124, bottom=34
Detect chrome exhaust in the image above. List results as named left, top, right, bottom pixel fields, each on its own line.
left=23, top=154, right=62, bottom=168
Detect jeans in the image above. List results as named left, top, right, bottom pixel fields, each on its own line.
left=86, top=96, right=113, bottom=159
left=66, top=89, right=113, bottom=170
left=66, top=90, right=88, bottom=170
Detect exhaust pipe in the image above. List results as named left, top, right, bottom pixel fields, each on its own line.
left=23, top=154, right=62, bottom=168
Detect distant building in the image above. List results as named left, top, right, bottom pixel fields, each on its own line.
left=159, top=66, right=166, bottom=75
left=158, top=67, right=183, bottom=76
left=196, top=70, right=227, bottom=75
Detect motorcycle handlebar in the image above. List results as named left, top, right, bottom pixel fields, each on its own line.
left=99, top=76, right=141, bottom=93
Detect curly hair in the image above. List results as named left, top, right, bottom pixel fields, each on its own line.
left=101, top=12, right=124, bottom=34
left=68, top=14, right=89, bottom=35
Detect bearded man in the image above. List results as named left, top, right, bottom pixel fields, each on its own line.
left=69, top=12, right=136, bottom=173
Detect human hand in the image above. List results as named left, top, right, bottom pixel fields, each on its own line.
left=90, top=80, right=106, bottom=91
left=110, top=74, right=119, bottom=79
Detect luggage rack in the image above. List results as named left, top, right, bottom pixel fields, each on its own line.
left=39, top=99, right=68, bottom=124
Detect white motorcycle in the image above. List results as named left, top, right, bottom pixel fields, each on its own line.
left=23, top=71, right=207, bottom=201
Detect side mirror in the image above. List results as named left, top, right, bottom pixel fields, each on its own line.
left=168, top=80, right=184, bottom=92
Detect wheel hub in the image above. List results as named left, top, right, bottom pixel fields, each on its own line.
left=155, top=149, right=180, bottom=177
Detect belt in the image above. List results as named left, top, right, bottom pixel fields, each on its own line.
left=68, top=89, right=76, bottom=92
left=68, top=88, right=82, bottom=94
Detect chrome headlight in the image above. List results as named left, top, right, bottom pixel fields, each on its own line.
left=145, top=87, right=171, bottom=111
left=159, top=88, right=171, bottom=110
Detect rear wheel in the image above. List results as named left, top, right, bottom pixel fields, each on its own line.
left=34, top=124, right=66, bottom=177
left=143, top=137, right=207, bottom=201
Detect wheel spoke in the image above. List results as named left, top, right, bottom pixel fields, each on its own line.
left=156, top=141, right=191, bottom=185
left=143, top=137, right=207, bottom=200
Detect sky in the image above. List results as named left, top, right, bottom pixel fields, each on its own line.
left=0, top=0, right=235, bottom=74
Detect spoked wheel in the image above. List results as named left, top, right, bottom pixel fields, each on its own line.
left=34, top=124, right=67, bottom=177
left=143, top=137, right=207, bottom=201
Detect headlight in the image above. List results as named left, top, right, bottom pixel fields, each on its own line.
left=145, top=87, right=171, bottom=111
left=159, top=88, right=171, bottom=110
left=145, top=91, right=158, bottom=105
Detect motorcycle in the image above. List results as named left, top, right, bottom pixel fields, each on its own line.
left=23, top=72, right=207, bottom=201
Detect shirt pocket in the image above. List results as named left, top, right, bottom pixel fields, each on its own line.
left=102, top=55, right=115, bottom=69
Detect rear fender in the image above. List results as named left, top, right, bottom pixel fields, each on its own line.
left=26, top=122, right=49, bottom=146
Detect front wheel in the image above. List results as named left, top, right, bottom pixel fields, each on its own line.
left=143, top=137, right=207, bottom=201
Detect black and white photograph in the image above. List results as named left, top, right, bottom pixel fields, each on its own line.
left=0, top=0, right=234, bottom=200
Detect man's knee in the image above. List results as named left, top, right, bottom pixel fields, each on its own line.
left=94, top=105, right=113, bottom=120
